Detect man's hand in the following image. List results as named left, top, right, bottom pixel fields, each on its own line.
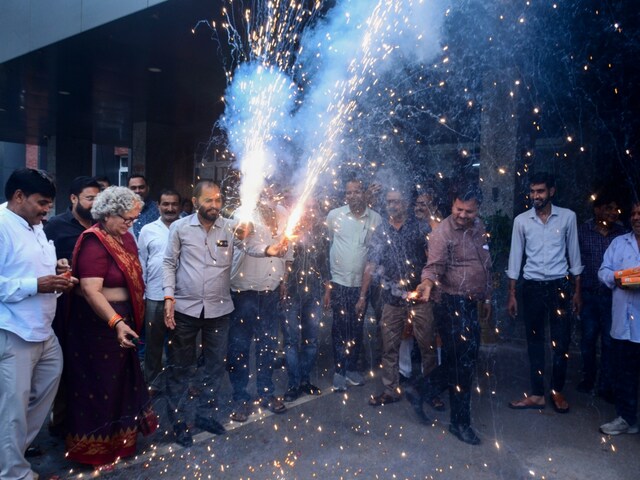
left=507, top=293, right=518, bottom=318
left=323, top=284, right=332, bottom=310
left=164, top=300, right=176, bottom=329
left=355, top=296, right=367, bottom=317
left=56, top=258, right=71, bottom=275
left=572, top=291, right=583, bottom=316
left=479, top=302, right=492, bottom=323
left=266, top=237, right=289, bottom=257
left=37, top=274, right=77, bottom=294
left=415, top=280, right=432, bottom=302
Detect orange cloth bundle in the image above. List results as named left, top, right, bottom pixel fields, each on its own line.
left=614, top=266, right=640, bottom=279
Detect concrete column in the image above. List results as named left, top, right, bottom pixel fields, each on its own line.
left=479, top=73, right=518, bottom=220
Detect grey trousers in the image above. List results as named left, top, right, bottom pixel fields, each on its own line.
left=143, top=299, right=169, bottom=390
left=0, top=329, right=62, bottom=480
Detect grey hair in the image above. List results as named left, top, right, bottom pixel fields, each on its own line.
left=91, top=186, right=144, bottom=221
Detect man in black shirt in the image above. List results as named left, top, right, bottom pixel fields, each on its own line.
left=357, top=188, right=437, bottom=412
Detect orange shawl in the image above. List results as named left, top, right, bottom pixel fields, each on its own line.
left=72, top=224, right=145, bottom=332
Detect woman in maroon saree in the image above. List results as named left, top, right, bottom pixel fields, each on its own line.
left=64, top=186, right=157, bottom=467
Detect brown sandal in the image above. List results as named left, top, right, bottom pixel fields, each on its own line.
left=369, top=392, right=401, bottom=406
left=259, top=396, right=287, bottom=414
left=508, top=396, right=545, bottom=410
left=230, top=402, right=253, bottom=422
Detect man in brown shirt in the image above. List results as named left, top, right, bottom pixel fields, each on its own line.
left=417, top=186, right=492, bottom=445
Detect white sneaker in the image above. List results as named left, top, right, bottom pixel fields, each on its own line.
left=332, top=373, right=347, bottom=392
left=600, top=416, right=640, bottom=435
left=345, top=370, right=365, bottom=386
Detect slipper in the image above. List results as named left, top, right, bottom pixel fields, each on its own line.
left=369, top=392, right=401, bottom=406
left=259, top=396, right=287, bottom=414
left=230, top=402, right=253, bottom=422
left=550, top=392, right=569, bottom=414
left=508, top=397, right=545, bottom=410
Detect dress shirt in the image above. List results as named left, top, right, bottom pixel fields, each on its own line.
left=598, top=232, right=640, bottom=343
left=578, top=219, right=627, bottom=290
left=163, top=214, right=268, bottom=318
left=421, top=215, right=492, bottom=301
left=326, top=205, right=382, bottom=288
left=231, top=205, right=292, bottom=292
left=139, top=218, right=170, bottom=301
left=0, top=208, right=57, bottom=341
left=132, top=200, right=159, bottom=239
left=368, top=216, right=430, bottom=304
left=44, top=208, right=88, bottom=261
left=506, top=204, right=583, bottom=281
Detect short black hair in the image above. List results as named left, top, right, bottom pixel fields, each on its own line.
left=4, top=168, right=56, bottom=200
left=452, top=183, right=483, bottom=204
left=94, top=175, right=111, bottom=185
left=127, top=174, right=147, bottom=185
left=69, top=176, right=100, bottom=196
left=158, top=189, right=182, bottom=203
left=529, top=172, right=556, bottom=190
left=193, top=179, right=220, bottom=199
left=592, top=191, right=618, bottom=208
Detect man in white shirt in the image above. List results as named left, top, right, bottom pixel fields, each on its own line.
left=0, top=168, right=76, bottom=480
left=228, top=185, right=292, bottom=418
left=324, top=178, right=382, bottom=391
left=139, top=189, right=181, bottom=394
left=506, top=172, right=583, bottom=413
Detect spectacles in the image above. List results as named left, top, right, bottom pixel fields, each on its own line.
left=117, top=214, right=138, bottom=226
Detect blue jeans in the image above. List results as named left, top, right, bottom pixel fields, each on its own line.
left=579, top=289, right=613, bottom=391
left=282, top=292, right=321, bottom=388
left=522, top=279, right=572, bottom=396
left=330, top=283, right=364, bottom=375
left=228, top=290, right=281, bottom=401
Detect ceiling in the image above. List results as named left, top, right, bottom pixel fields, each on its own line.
left=0, top=0, right=228, bottom=147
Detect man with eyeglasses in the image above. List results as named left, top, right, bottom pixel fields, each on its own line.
left=163, top=180, right=287, bottom=447
left=128, top=174, right=159, bottom=240
left=358, top=188, right=436, bottom=418
left=43, top=175, right=101, bottom=436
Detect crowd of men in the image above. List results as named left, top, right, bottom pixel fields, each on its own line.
left=1, top=168, right=640, bottom=479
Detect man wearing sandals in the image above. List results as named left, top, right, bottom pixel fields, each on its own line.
left=359, top=188, right=437, bottom=414
left=506, top=172, right=583, bottom=414
left=416, top=185, right=492, bottom=445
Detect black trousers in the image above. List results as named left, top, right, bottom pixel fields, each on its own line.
left=432, top=294, right=480, bottom=428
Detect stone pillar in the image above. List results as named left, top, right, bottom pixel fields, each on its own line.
left=479, top=73, right=518, bottom=220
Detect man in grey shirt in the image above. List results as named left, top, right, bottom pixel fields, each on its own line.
left=163, top=180, right=286, bottom=447
left=506, top=172, right=583, bottom=414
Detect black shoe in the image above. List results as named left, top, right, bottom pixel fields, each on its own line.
left=299, top=382, right=321, bottom=396
left=449, top=424, right=481, bottom=445
left=576, top=380, right=594, bottom=394
left=195, top=415, right=226, bottom=435
left=404, top=384, right=431, bottom=425
left=284, top=387, right=300, bottom=402
left=173, top=422, right=193, bottom=447
left=399, top=374, right=411, bottom=386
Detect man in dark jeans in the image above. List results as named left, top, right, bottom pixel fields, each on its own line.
left=577, top=193, right=626, bottom=400
left=506, top=172, right=583, bottom=413
left=417, top=185, right=492, bottom=445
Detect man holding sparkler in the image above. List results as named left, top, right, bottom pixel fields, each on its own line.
left=416, top=185, right=492, bottom=445
left=325, top=178, right=382, bottom=392
left=163, top=180, right=286, bottom=446
left=358, top=187, right=436, bottom=414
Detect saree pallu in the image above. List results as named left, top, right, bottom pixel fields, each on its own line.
left=64, top=298, right=157, bottom=465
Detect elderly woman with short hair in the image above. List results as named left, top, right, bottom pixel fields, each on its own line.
left=64, top=186, right=157, bottom=468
